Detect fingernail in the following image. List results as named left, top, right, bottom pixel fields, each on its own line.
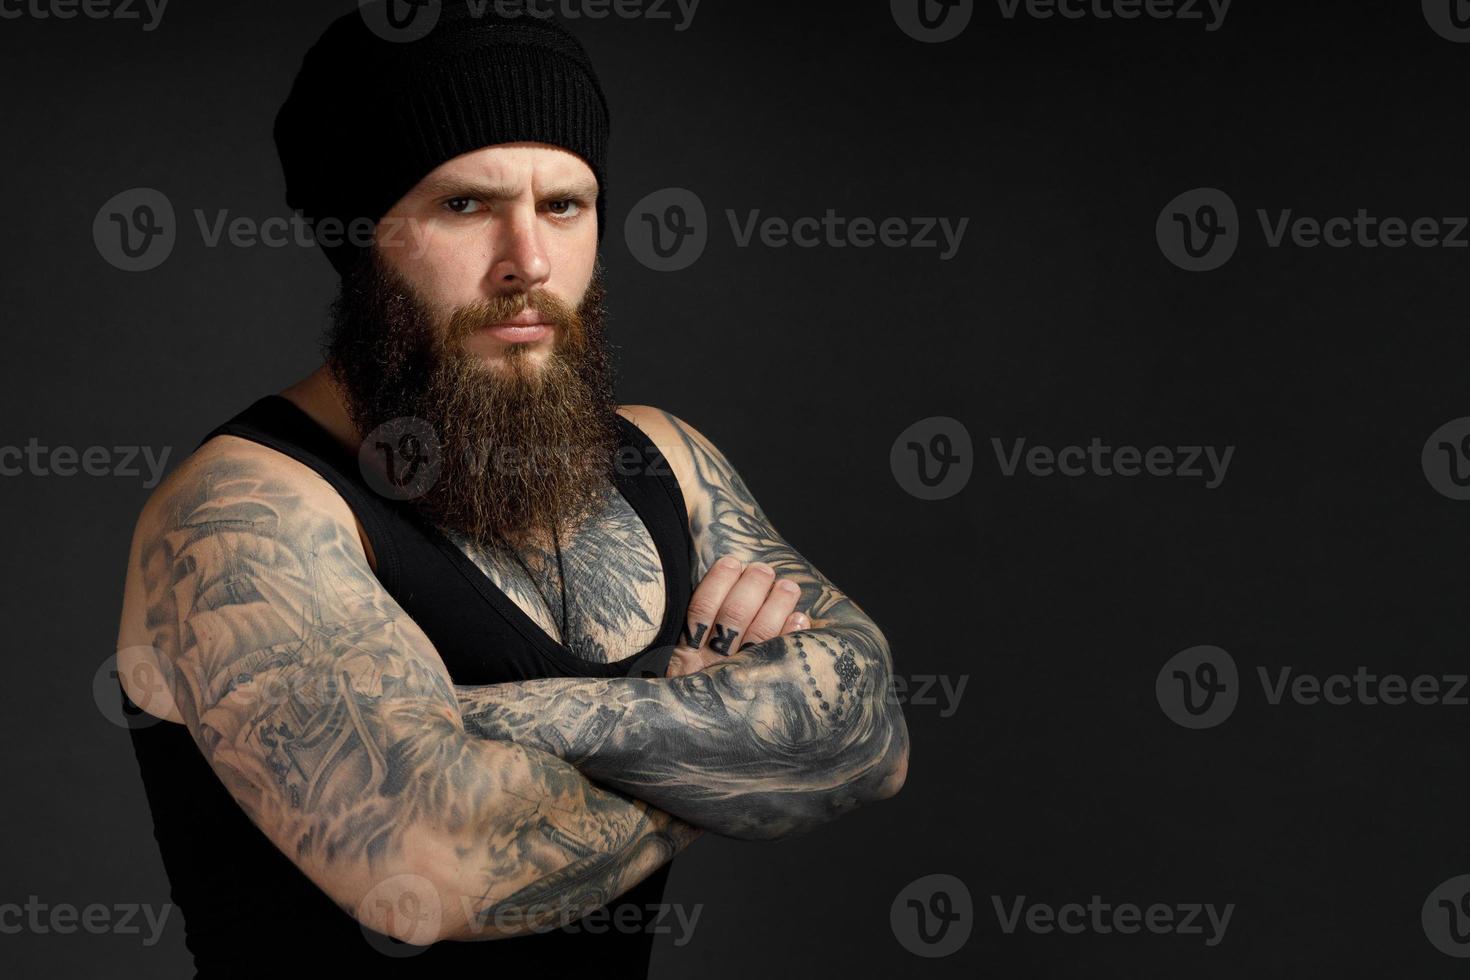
left=716, top=556, right=741, bottom=570
left=777, top=580, right=799, bottom=594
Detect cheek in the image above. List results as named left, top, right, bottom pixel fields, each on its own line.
left=378, top=225, right=484, bottom=308
left=548, top=238, right=598, bottom=301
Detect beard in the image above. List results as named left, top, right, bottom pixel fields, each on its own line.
left=324, top=251, right=621, bottom=550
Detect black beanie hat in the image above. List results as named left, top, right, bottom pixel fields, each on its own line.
left=274, top=3, right=610, bottom=277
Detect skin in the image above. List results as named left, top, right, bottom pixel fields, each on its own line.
left=458, top=408, right=910, bottom=840
left=116, top=141, right=908, bottom=947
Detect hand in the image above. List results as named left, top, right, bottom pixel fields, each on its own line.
left=666, top=556, right=808, bottom=677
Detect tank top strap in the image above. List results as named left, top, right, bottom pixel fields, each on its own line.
left=610, top=412, right=696, bottom=654
left=199, top=395, right=408, bottom=593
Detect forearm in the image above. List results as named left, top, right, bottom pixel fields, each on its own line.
left=181, top=640, right=698, bottom=944
left=424, top=734, right=700, bottom=942
left=457, top=619, right=908, bottom=841
left=130, top=449, right=697, bottom=947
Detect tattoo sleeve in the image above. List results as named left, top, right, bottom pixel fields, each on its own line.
left=457, top=412, right=910, bottom=840
left=123, top=446, right=697, bottom=943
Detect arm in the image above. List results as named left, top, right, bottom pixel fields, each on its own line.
left=116, top=440, right=696, bottom=944
left=457, top=409, right=909, bottom=841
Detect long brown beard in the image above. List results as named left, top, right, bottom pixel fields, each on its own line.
left=324, top=251, right=621, bottom=549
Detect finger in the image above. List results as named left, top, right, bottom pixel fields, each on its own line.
left=737, top=578, right=801, bottom=652
left=704, top=562, right=778, bottom=656
left=780, top=610, right=810, bottom=635
left=666, top=646, right=722, bottom=677
left=680, top=555, right=745, bottom=650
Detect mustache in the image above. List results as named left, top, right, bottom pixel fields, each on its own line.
left=443, top=289, right=584, bottom=344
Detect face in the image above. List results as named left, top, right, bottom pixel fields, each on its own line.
left=374, top=142, right=601, bottom=371
left=324, top=143, right=620, bottom=548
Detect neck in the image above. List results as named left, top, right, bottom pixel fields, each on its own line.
left=280, top=365, right=360, bottom=458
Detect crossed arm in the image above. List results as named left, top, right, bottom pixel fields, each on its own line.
left=117, top=440, right=697, bottom=944
left=119, top=411, right=905, bottom=947
left=455, top=410, right=910, bottom=841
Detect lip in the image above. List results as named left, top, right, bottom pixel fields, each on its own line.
left=481, top=321, right=551, bottom=343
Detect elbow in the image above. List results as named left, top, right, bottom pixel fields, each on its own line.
left=343, top=857, right=464, bottom=948
left=871, top=708, right=910, bottom=801
left=747, top=716, right=912, bottom=841
left=350, top=827, right=529, bottom=946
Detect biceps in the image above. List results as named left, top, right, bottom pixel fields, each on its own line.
left=670, top=419, right=856, bottom=626
left=136, top=463, right=461, bottom=857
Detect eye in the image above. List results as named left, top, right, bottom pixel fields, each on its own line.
left=444, top=197, right=483, bottom=215
left=546, top=198, right=583, bottom=220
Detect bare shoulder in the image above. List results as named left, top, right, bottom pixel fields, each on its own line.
left=616, top=404, right=725, bottom=485
left=616, top=404, right=729, bottom=520
left=139, top=434, right=342, bottom=524
left=130, top=434, right=370, bottom=570
left=116, top=434, right=372, bottom=720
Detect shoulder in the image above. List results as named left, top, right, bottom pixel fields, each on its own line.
left=117, top=437, right=370, bottom=720
left=616, top=404, right=729, bottom=470
left=127, top=434, right=374, bottom=586
left=136, top=434, right=348, bottom=535
left=616, top=405, right=720, bottom=529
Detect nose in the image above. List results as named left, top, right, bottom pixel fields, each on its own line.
left=487, top=200, right=551, bottom=291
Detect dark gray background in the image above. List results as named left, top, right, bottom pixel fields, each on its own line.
left=2, top=0, right=1469, bottom=976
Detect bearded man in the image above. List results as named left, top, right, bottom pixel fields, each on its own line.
left=114, top=4, right=908, bottom=976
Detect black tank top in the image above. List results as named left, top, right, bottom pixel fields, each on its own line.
left=122, top=395, right=695, bottom=977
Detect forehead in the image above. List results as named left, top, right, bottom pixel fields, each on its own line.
left=414, top=142, right=597, bottom=191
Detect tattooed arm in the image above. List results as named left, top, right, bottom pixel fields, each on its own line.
left=115, top=438, right=697, bottom=944
left=457, top=408, right=909, bottom=841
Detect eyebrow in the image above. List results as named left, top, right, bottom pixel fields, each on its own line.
left=415, top=175, right=599, bottom=202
